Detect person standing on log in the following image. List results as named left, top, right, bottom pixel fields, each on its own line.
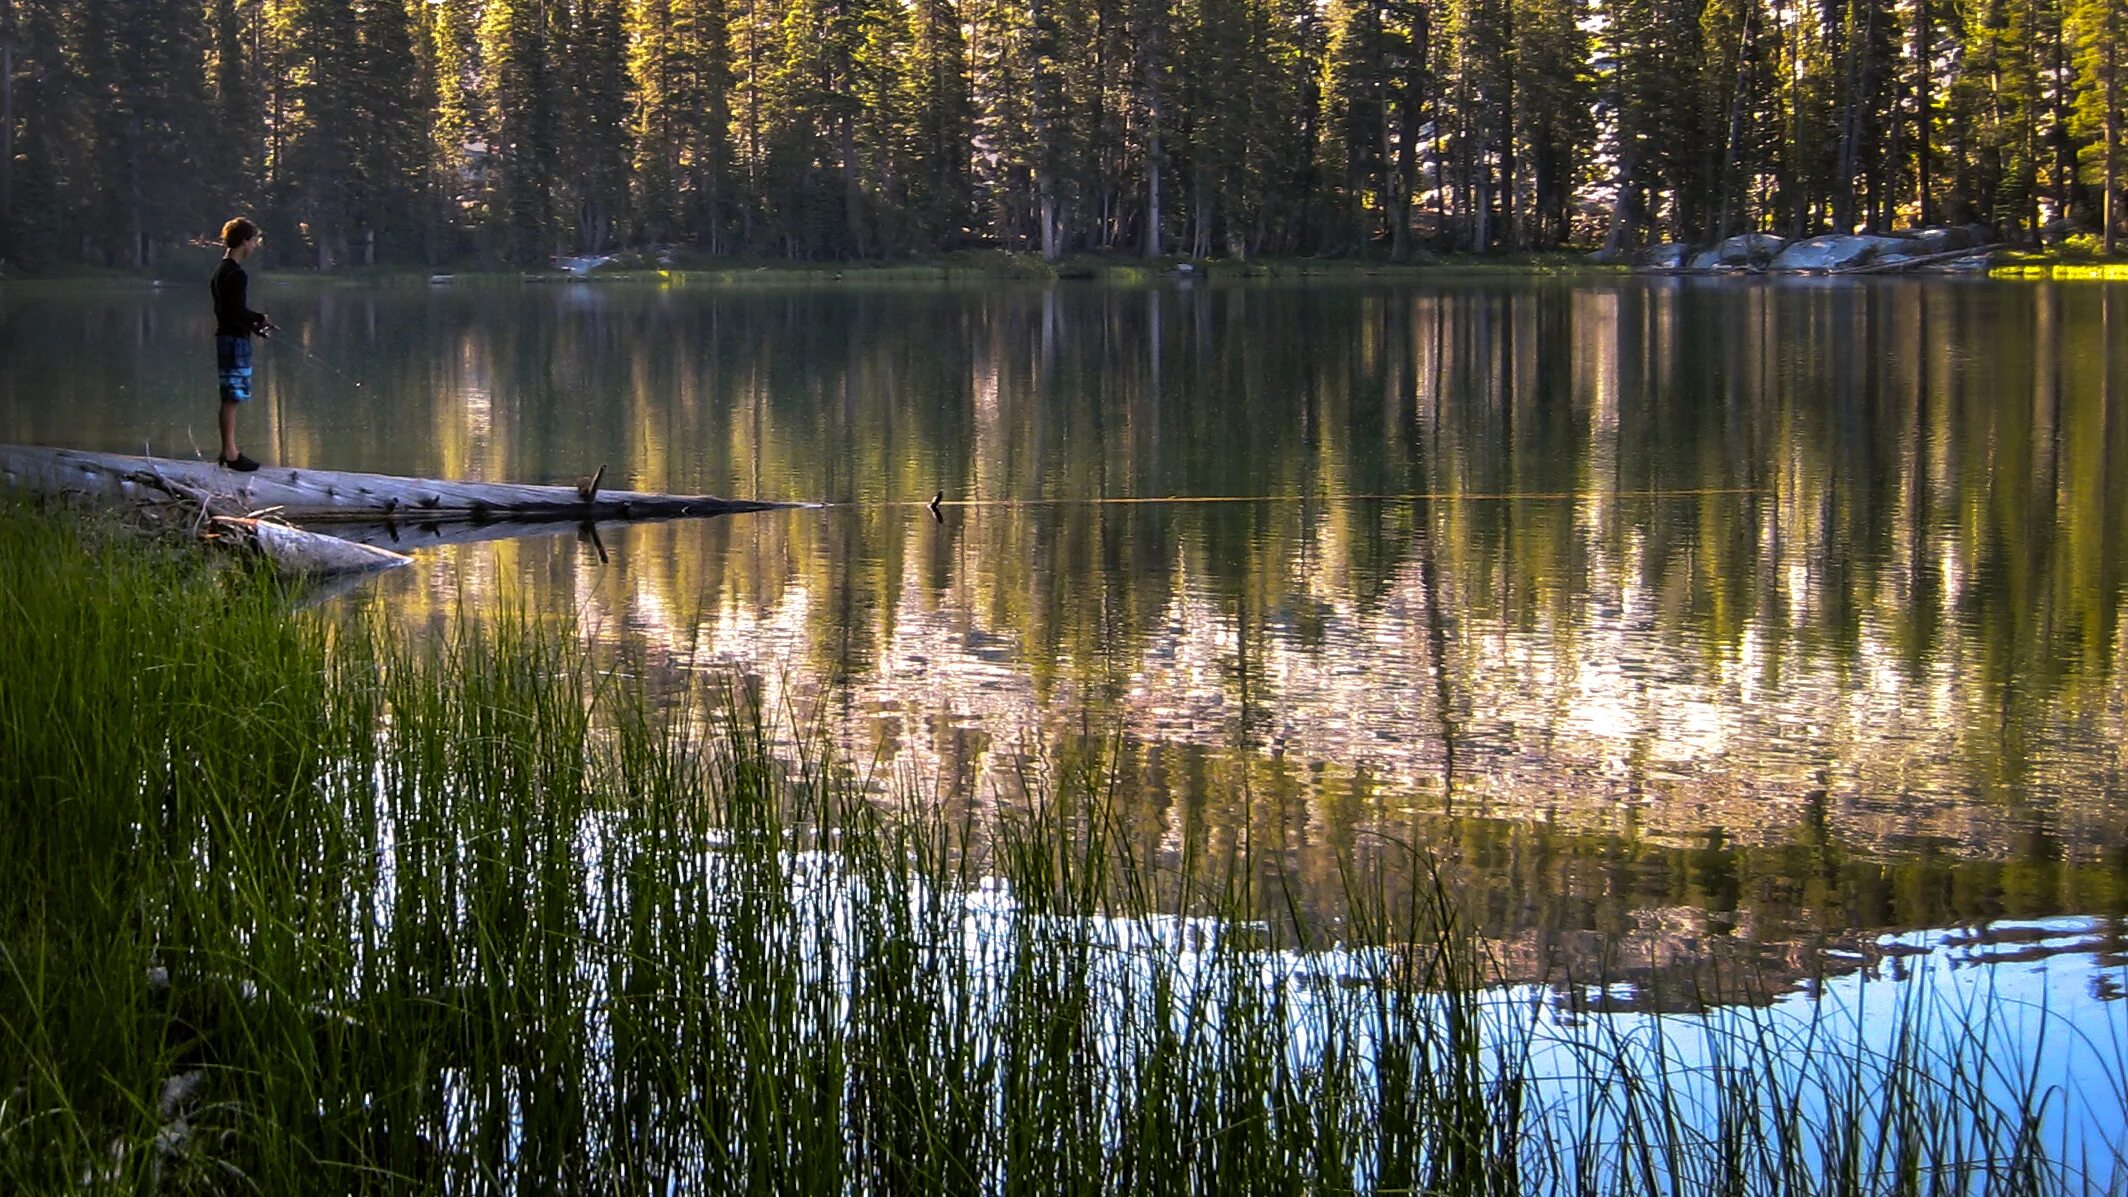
left=210, top=218, right=274, bottom=472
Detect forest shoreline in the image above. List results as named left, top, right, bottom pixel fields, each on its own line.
left=1, top=251, right=1616, bottom=288
left=5, top=247, right=2123, bottom=291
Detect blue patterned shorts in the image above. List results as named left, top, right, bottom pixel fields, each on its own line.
left=216, top=335, right=253, bottom=403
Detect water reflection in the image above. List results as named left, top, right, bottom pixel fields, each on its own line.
left=6, top=276, right=2127, bottom=962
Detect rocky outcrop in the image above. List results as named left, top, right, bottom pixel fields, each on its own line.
left=2041, top=217, right=2089, bottom=244
left=1687, top=233, right=1788, bottom=269
left=1899, top=224, right=1990, bottom=254
left=1604, top=227, right=1998, bottom=273
left=1643, top=242, right=1691, bottom=269
left=1769, top=234, right=1917, bottom=271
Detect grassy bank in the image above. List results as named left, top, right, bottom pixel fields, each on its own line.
left=0, top=502, right=2117, bottom=1194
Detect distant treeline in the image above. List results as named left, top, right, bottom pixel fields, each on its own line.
left=0, top=0, right=2123, bottom=271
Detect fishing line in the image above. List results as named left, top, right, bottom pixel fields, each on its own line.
left=842, top=486, right=1773, bottom=511
left=282, top=339, right=366, bottom=389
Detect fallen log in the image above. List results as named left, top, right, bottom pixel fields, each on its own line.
left=212, top=517, right=414, bottom=575
left=0, top=445, right=791, bottom=523
left=321, top=516, right=649, bottom=553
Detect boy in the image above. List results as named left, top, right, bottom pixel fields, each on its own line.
left=210, top=217, right=274, bottom=471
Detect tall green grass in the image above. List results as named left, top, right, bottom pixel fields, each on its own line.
left=1, top=502, right=2120, bottom=1194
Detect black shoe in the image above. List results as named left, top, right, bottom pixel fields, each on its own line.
left=218, top=453, right=260, bottom=472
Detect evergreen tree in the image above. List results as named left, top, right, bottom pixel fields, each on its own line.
left=431, top=0, right=485, bottom=241
left=1949, top=0, right=2047, bottom=237
left=277, top=0, right=362, bottom=266
left=2068, top=0, right=2126, bottom=249
left=1131, top=0, right=1169, bottom=255
left=1, top=0, right=22, bottom=262
left=901, top=0, right=974, bottom=245
left=73, top=0, right=213, bottom=267
left=1320, top=0, right=1391, bottom=253
left=11, top=0, right=2128, bottom=266
left=1, top=0, right=72, bottom=270
left=562, top=0, right=632, bottom=251
left=206, top=0, right=263, bottom=218
left=483, top=0, right=560, bottom=262
left=629, top=0, right=732, bottom=250
left=351, top=0, right=429, bottom=262
left=967, top=0, right=1039, bottom=249
left=1517, top=0, right=1592, bottom=246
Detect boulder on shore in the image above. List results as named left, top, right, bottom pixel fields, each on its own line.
left=1769, top=234, right=1914, bottom=271
left=2041, top=217, right=2089, bottom=245
left=1719, top=233, right=1787, bottom=265
left=1642, top=242, right=1691, bottom=269
left=1685, top=233, right=1786, bottom=269
left=1898, top=225, right=1985, bottom=254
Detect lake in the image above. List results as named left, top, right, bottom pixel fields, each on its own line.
left=6, top=274, right=2126, bottom=1003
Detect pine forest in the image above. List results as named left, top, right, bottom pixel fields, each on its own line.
left=1, top=0, right=2124, bottom=271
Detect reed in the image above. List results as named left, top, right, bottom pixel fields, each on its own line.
left=0, top=502, right=2119, bottom=1195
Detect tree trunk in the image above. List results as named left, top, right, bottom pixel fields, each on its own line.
left=842, top=115, right=862, bottom=256
left=1392, top=97, right=1416, bottom=260
left=1917, top=0, right=1932, bottom=224
left=2108, top=8, right=2121, bottom=255
left=1500, top=50, right=1516, bottom=249
left=1602, top=151, right=1640, bottom=253
left=1714, top=0, right=1754, bottom=240
left=0, top=444, right=788, bottom=523
left=1, top=19, right=13, bottom=233
left=127, top=115, right=145, bottom=269
left=1031, top=0, right=1062, bottom=262
left=1144, top=129, right=1162, bottom=257
left=1834, top=2, right=1865, bottom=233
left=1141, top=5, right=1163, bottom=259
left=1040, top=193, right=1060, bottom=261
left=1474, top=170, right=1491, bottom=252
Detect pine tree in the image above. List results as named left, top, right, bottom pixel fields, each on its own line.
left=482, top=0, right=559, bottom=262
left=1830, top=0, right=1900, bottom=231
left=351, top=0, right=429, bottom=262
left=1320, top=0, right=1390, bottom=253
left=1597, top=0, right=1664, bottom=248
left=1, top=0, right=72, bottom=270
left=628, top=0, right=731, bottom=250
left=72, top=0, right=213, bottom=267
left=967, top=0, right=1038, bottom=249
left=207, top=0, right=263, bottom=215
left=1, top=0, right=20, bottom=260
left=1949, top=0, right=2046, bottom=237
left=561, top=0, right=631, bottom=251
left=1132, top=0, right=1169, bottom=255
left=901, top=0, right=974, bottom=245
left=2068, top=0, right=2126, bottom=250
left=277, top=0, right=362, bottom=266
left=1516, top=0, right=1591, bottom=246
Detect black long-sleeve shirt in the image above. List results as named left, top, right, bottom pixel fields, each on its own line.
left=210, top=258, right=267, bottom=337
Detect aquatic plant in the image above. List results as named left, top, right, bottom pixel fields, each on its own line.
left=0, top=502, right=2120, bottom=1195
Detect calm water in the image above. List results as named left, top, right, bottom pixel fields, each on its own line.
left=7, top=275, right=2127, bottom=997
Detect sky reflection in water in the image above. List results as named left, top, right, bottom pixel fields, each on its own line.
left=6, top=276, right=2127, bottom=991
